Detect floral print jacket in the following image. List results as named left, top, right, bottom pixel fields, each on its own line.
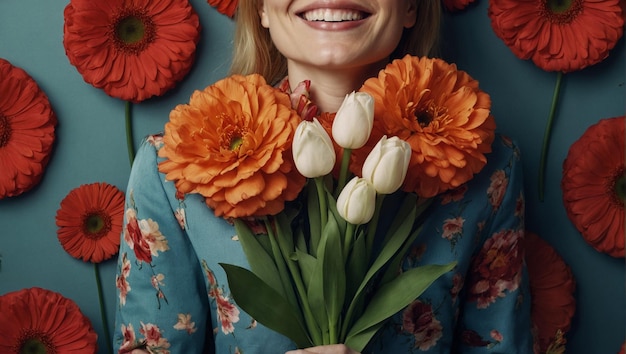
left=113, top=133, right=534, bottom=354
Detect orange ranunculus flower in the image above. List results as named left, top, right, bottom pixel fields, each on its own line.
left=561, top=116, right=625, bottom=258
left=488, top=0, right=624, bottom=73
left=0, top=59, right=57, bottom=199
left=158, top=74, right=306, bottom=218
left=63, top=0, right=201, bottom=103
left=524, top=232, right=576, bottom=353
left=359, top=55, right=496, bottom=198
left=208, top=0, right=238, bottom=18
left=0, top=287, right=98, bottom=353
left=56, top=182, right=125, bottom=263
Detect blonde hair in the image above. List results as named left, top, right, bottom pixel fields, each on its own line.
left=229, top=0, right=441, bottom=85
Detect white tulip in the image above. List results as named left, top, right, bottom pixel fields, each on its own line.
left=336, top=177, right=376, bottom=225
left=292, top=118, right=336, bottom=178
left=332, top=92, right=375, bottom=149
left=362, top=136, right=411, bottom=194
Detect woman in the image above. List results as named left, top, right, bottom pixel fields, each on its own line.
left=113, top=1, right=535, bottom=353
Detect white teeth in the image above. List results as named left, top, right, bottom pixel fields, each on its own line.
left=302, top=9, right=364, bottom=22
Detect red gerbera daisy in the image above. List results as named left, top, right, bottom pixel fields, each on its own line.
left=0, top=59, right=56, bottom=199
left=208, top=0, right=238, bottom=17
left=524, top=232, right=576, bottom=353
left=488, top=0, right=624, bottom=72
left=63, top=0, right=201, bottom=103
left=561, top=116, right=625, bottom=258
left=0, top=287, right=98, bottom=353
left=56, top=182, right=125, bottom=263
left=359, top=55, right=496, bottom=198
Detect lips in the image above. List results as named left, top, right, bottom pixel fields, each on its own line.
left=299, top=8, right=369, bottom=22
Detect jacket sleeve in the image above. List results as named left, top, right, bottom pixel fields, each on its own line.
left=112, top=137, right=211, bottom=353
left=457, top=137, right=535, bottom=353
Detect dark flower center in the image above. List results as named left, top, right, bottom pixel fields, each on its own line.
left=543, top=0, right=583, bottom=24
left=82, top=210, right=112, bottom=239
left=414, top=100, right=443, bottom=128
left=611, top=167, right=626, bottom=206
left=111, top=9, right=156, bottom=54
left=219, top=121, right=246, bottom=152
left=16, top=330, right=56, bottom=354
left=0, top=114, right=12, bottom=148
left=230, top=136, right=244, bottom=151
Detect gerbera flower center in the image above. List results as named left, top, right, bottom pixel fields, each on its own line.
left=611, top=167, right=626, bottom=206
left=16, top=329, right=56, bottom=354
left=414, top=100, right=443, bottom=128
left=111, top=9, right=156, bottom=54
left=543, top=0, right=583, bottom=24
left=0, top=113, right=12, bottom=148
left=219, top=123, right=247, bottom=152
left=82, top=210, right=112, bottom=239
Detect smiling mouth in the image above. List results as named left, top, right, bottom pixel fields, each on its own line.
left=299, top=9, right=369, bottom=22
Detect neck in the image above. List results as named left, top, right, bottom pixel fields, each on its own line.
left=286, top=60, right=386, bottom=113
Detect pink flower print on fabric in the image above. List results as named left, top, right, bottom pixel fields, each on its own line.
left=467, top=229, right=524, bottom=308
left=442, top=216, right=465, bottom=241
left=201, top=260, right=241, bottom=335
left=402, top=300, right=443, bottom=350
left=139, top=322, right=171, bottom=353
left=124, top=208, right=170, bottom=265
left=216, top=293, right=241, bottom=335
left=487, top=170, right=508, bottom=211
left=116, top=253, right=132, bottom=306
left=174, top=313, right=197, bottom=334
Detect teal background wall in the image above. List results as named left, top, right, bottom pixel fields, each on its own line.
left=0, top=1, right=623, bottom=353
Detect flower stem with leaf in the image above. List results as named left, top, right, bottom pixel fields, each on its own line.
left=538, top=71, right=563, bottom=201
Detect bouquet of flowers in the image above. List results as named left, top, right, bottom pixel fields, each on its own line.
left=158, top=55, right=496, bottom=351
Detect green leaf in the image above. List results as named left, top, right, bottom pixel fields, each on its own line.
left=307, top=230, right=330, bottom=337
left=294, top=248, right=317, bottom=288
left=345, top=229, right=367, bottom=303
left=307, top=180, right=322, bottom=257
left=322, top=212, right=346, bottom=341
left=344, top=262, right=456, bottom=351
left=233, top=219, right=284, bottom=296
left=220, top=263, right=313, bottom=348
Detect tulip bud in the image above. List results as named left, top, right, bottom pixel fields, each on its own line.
left=292, top=118, right=336, bottom=178
left=336, top=177, right=376, bottom=225
left=332, top=92, right=374, bottom=149
left=362, top=136, right=411, bottom=194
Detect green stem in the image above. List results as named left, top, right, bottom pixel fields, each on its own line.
left=314, top=178, right=328, bottom=231
left=266, top=218, right=323, bottom=346
left=94, top=263, right=113, bottom=354
left=365, top=195, right=386, bottom=259
left=336, top=148, right=352, bottom=197
left=343, top=223, right=356, bottom=262
left=125, top=101, right=135, bottom=166
left=538, top=71, right=563, bottom=202
left=264, top=218, right=297, bottom=308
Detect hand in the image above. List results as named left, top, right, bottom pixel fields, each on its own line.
left=285, top=344, right=360, bottom=354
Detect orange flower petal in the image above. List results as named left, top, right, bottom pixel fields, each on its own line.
left=359, top=55, right=495, bottom=197
left=159, top=74, right=305, bottom=218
